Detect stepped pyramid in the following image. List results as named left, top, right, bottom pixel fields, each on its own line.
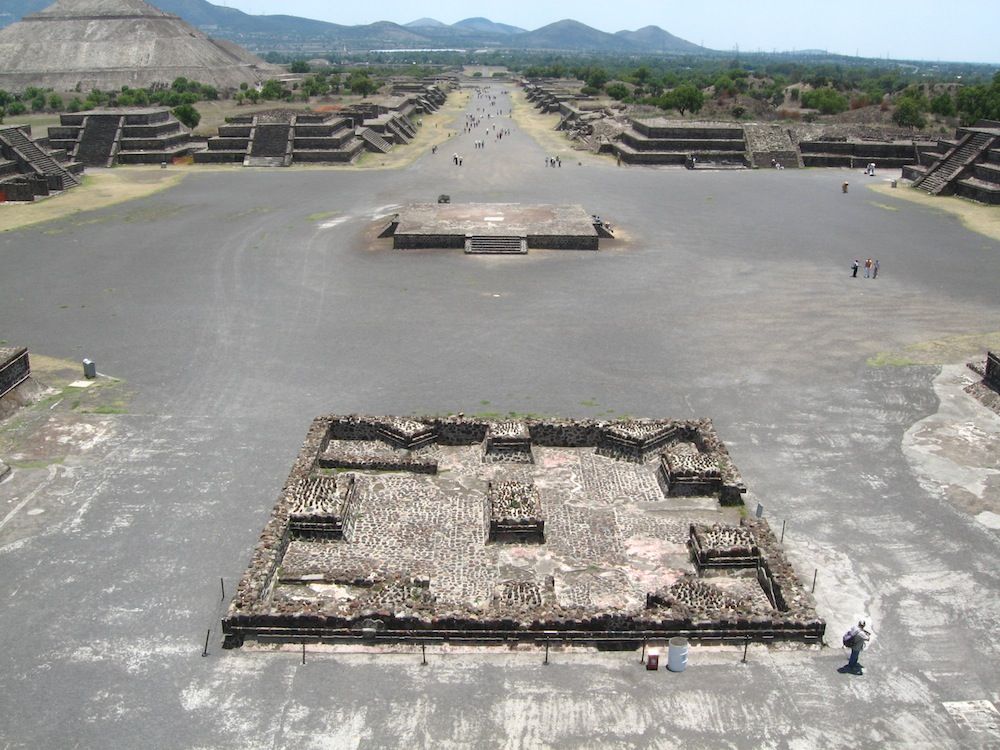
left=0, top=0, right=278, bottom=91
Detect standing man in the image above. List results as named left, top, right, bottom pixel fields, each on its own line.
left=873, top=259, right=880, bottom=279
left=864, top=258, right=873, bottom=278
left=842, top=620, right=871, bottom=674
left=852, top=259, right=860, bottom=278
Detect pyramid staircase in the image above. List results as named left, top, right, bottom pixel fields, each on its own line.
left=385, top=118, right=412, bottom=145
left=51, top=109, right=198, bottom=166
left=75, top=115, right=124, bottom=167
left=913, top=131, right=996, bottom=195
left=244, top=121, right=291, bottom=167
left=464, top=236, right=528, bottom=255
left=0, top=126, right=80, bottom=190
left=358, top=127, right=392, bottom=153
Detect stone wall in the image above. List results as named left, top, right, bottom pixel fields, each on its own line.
left=222, top=415, right=776, bottom=649
left=0, top=347, right=30, bottom=398
left=986, top=351, right=1000, bottom=389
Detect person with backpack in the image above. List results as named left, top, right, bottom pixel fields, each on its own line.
left=841, top=620, right=871, bottom=674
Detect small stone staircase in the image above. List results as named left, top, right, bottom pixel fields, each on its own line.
left=464, top=236, right=528, bottom=254
left=914, top=132, right=994, bottom=195
left=76, top=115, right=123, bottom=167
left=0, top=126, right=80, bottom=189
left=245, top=122, right=291, bottom=166
left=358, top=127, right=392, bottom=153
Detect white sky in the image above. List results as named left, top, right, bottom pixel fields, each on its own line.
left=216, top=0, right=999, bottom=64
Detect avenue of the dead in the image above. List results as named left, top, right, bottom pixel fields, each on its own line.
left=1, top=84, right=999, bottom=748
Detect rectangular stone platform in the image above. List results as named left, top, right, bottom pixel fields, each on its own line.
left=222, top=415, right=824, bottom=648
left=389, top=203, right=599, bottom=251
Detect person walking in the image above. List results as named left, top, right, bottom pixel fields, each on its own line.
left=873, top=259, right=880, bottom=279
left=864, top=258, right=873, bottom=278
left=852, top=259, right=860, bottom=278
left=841, top=620, right=871, bottom=674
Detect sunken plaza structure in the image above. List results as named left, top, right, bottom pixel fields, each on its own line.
left=222, top=415, right=825, bottom=647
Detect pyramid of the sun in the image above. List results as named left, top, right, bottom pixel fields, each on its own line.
left=0, top=0, right=278, bottom=91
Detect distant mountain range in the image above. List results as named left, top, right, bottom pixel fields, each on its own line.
left=1, top=0, right=706, bottom=54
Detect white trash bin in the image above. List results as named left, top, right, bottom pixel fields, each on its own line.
left=667, top=637, right=688, bottom=672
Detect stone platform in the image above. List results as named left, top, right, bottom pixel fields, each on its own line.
left=387, top=203, right=600, bottom=251
left=222, top=415, right=824, bottom=648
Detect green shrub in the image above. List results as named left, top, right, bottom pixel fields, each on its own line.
left=800, top=87, right=848, bottom=115
left=172, top=103, right=200, bottom=129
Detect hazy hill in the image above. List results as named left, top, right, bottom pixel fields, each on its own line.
left=517, top=19, right=631, bottom=52
left=0, top=0, right=704, bottom=55
left=404, top=18, right=448, bottom=29
left=615, top=25, right=703, bottom=54
left=453, top=17, right=525, bottom=35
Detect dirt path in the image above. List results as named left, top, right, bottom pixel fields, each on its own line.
left=507, top=88, right=605, bottom=166
left=353, top=89, right=471, bottom=170
left=0, top=168, right=185, bottom=233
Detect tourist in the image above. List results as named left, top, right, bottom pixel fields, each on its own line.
left=873, top=259, right=880, bottom=278
left=840, top=620, right=871, bottom=674
left=864, top=258, right=873, bottom=278
left=852, top=259, right=859, bottom=277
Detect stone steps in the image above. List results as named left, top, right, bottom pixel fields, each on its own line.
left=358, top=127, right=392, bottom=153
left=0, top=126, right=80, bottom=189
left=465, top=235, right=527, bottom=254
left=243, top=155, right=287, bottom=167
left=914, top=132, right=994, bottom=195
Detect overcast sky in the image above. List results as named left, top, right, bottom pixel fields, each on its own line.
left=216, top=0, right=999, bottom=64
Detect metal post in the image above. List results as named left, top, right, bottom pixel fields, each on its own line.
left=421, top=644, right=427, bottom=666
left=220, top=577, right=225, bottom=600
left=811, top=569, right=818, bottom=593
left=780, top=520, right=786, bottom=543
left=544, top=641, right=549, bottom=665
left=742, top=636, right=749, bottom=663
left=202, top=629, right=211, bottom=657
left=301, top=642, right=306, bottom=664
left=640, top=640, right=646, bottom=664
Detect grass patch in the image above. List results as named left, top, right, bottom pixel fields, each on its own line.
left=9, top=457, right=65, bottom=469
left=580, top=399, right=600, bottom=407
left=80, top=405, right=128, bottom=414
left=868, top=331, right=1000, bottom=367
left=868, top=183, right=1000, bottom=243
left=869, top=202, right=900, bottom=212
left=0, top=169, right=186, bottom=234
left=307, top=210, right=339, bottom=222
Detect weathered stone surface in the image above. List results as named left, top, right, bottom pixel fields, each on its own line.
left=0, top=0, right=278, bottom=92
left=223, top=414, right=823, bottom=646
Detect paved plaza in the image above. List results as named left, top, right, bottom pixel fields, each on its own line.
left=1, top=86, right=999, bottom=748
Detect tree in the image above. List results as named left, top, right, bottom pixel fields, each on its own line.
left=605, top=83, right=629, bottom=101
left=930, top=92, right=955, bottom=117
left=260, top=79, right=289, bottom=100
left=47, top=93, right=63, bottom=111
left=347, top=73, right=378, bottom=97
left=892, top=98, right=926, bottom=129
left=173, top=103, right=200, bottom=129
left=956, top=73, right=1000, bottom=124
left=289, top=60, right=310, bottom=74
left=670, top=84, right=704, bottom=116
left=583, top=67, right=609, bottom=90
left=801, top=87, right=848, bottom=115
